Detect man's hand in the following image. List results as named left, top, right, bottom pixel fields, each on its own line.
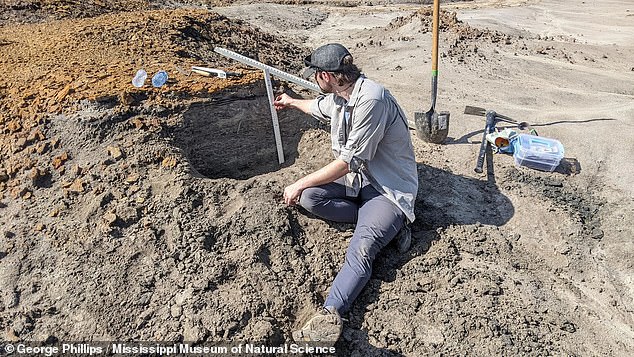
left=283, top=180, right=304, bottom=206
left=283, top=160, right=350, bottom=206
left=274, top=94, right=314, bottom=114
left=274, top=93, right=294, bottom=110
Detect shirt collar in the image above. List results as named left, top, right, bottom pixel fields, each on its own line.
left=347, top=75, right=365, bottom=107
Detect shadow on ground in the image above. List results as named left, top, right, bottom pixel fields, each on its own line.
left=327, top=163, right=515, bottom=355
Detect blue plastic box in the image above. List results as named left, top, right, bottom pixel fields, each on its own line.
left=512, top=134, right=564, bottom=172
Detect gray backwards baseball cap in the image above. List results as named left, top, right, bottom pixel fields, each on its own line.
left=301, top=43, right=351, bottom=79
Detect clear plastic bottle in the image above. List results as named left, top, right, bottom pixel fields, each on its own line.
left=152, top=70, right=168, bottom=87
left=132, top=69, right=147, bottom=88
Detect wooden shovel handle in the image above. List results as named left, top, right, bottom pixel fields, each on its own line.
left=432, top=0, right=440, bottom=74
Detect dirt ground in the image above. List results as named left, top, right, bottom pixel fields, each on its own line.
left=1, top=0, right=633, bottom=356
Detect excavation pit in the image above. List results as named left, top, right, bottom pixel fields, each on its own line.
left=174, top=93, right=318, bottom=180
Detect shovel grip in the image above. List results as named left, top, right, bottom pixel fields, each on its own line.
left=474, top=138, right=488, bottom=173
left=474, top=111, right=496, bottom=173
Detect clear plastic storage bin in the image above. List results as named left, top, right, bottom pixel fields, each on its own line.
left=512, top=134, right=564, bottom=172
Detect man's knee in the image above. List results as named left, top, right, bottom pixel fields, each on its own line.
left=299, top=187, right=322, bottom=213
left=345, top=236, right=375, bottom=275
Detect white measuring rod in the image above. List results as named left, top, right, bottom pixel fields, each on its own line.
left=214, top=47, right=321, bottom=93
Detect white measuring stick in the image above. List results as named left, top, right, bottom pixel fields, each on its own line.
left=263, top=68, right=285, bottom=164
left=214, top=47, right=321, bottom=93
left=214, top=47, right=325, bottom=165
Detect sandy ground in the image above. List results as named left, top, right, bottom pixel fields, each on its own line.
left=1, top=0, right=633, bottom=356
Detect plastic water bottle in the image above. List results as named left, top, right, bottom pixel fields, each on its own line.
left=152, top=70, right=168, bottom=87
left=132, top=69, right=147, bottom=88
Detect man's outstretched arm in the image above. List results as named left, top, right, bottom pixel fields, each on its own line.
left=274, top=93, right=314, bottom=114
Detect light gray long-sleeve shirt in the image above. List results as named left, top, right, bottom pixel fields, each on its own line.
left=310, top=75, right=418, bottom=222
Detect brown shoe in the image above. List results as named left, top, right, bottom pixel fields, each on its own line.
left=292, top=306, right=342, bottom=345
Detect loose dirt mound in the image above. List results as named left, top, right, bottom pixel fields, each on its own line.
left=361, top=8, right=596, bottom=69
left=0, top=0, right=240, bottom=25
left=0, top=3, right=328, bottom=346
left=0, top=4, right=317, bottom=343
left=0, top=8, right=309, bottom=200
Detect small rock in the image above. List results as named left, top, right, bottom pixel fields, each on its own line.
left=590, top=228, right=604, bottom=240
left=183, top=324, right=204, bottom=343
left=49, top=207, right=61, bottom=217
left=118, top=206, right=139, bottom=224
left=68, top=178, right=85, bottom=193
left=120, top=91, right=134, bottom=106
left=5, top=290, right=19, bottom=308
left=5, top=327, right=20, bottom=342
left=511, top=261, right=526, bottom=270
left=55, top=83, right=73, bottom=102
left=27, top=129, right=45, bottom=142
left=15, top=137, right=27, bottom=150
left=29, top=167, right=49, bottom=187
left=559, top=245, right=572, bottom=255
left=36, top=141, right=50, bottom=154
left=162, top=157, right=177, bottom=169
left=34, top=223, right=45, bottom=231
left=125, top=173, right=139, bottom=183
left=29, top=167, right=43, bottom=180
left=103, top=212, right=118, bottom=226
left=52, top=151, right=69, bottom=169
left=131, top=117, right=145, bottom=129
left=71, top=165, right=83, bottom=177
left=10, top=187, right=30, bottom=199
left=7, top=120, right=21, bottom=133
left=111, top=189, right=125, bottom=200
left=560, top=321, right=576, bottom=333
left=107, top=146, right=123, bottom=160
left=170, top=305, right=183, bottom=318
left=484, top=284, right=502, bottom=296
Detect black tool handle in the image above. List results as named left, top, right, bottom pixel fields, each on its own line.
left=474, top=111, right=497, bottom=173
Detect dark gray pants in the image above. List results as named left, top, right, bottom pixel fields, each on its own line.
left=299, top=182, right=405, bottom=314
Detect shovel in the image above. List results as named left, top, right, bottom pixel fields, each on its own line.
left=415, top=0, right=450, bottom=144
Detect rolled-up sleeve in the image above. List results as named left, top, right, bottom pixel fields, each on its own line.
left=310, top=95, right=334, bottom=124
left=337, top=99, right=387, bottom=165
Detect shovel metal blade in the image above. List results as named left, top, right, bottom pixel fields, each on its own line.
left=415, top=110, right=450, bottom=144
